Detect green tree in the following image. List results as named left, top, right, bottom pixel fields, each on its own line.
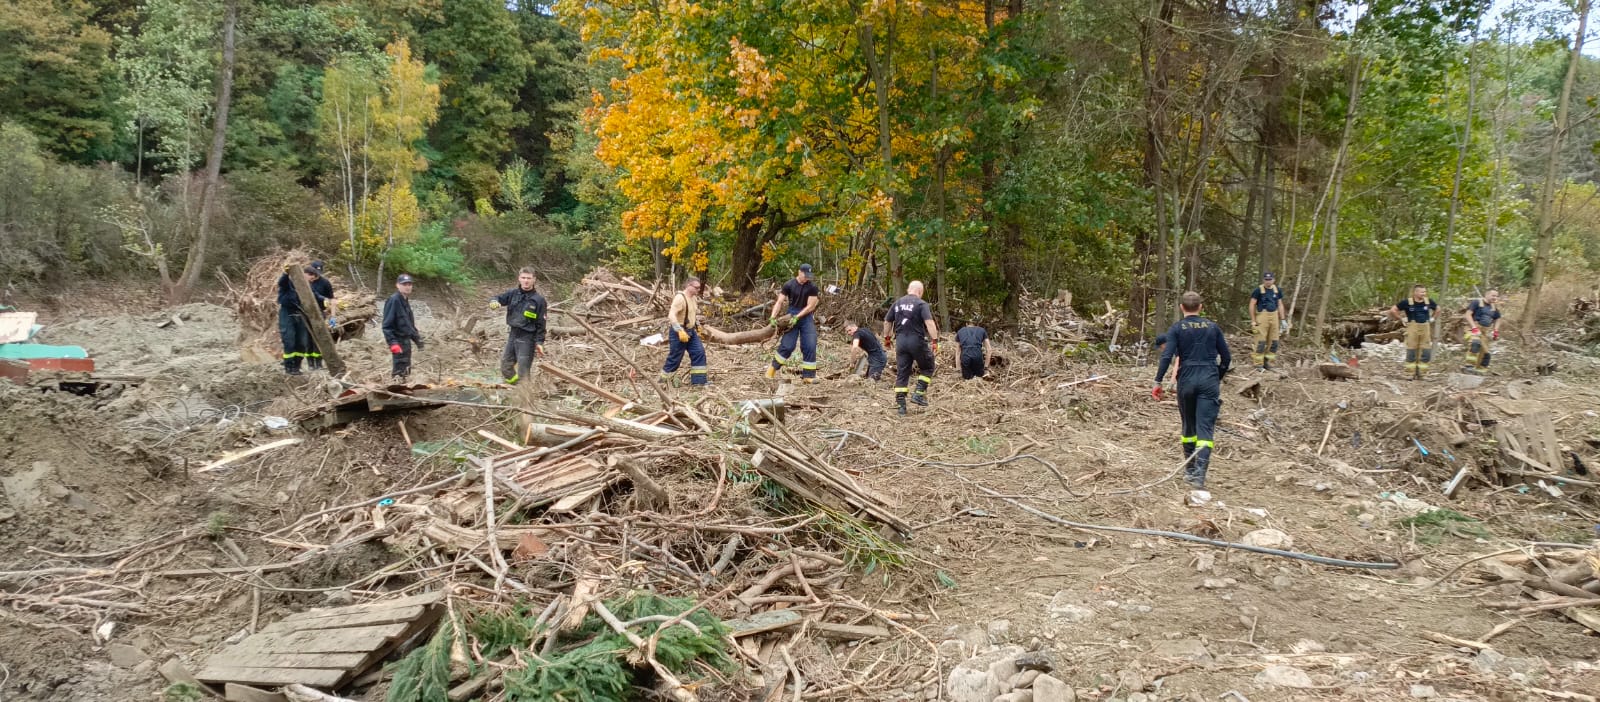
left=0, top=0, right=119, bottom=162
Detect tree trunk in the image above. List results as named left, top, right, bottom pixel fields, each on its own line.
left=1441, top=34, right=1478, bottom=303
left=857, top=13, right=902, bottom=296
left=172, top=0, right=238, bottom=304
left=1312, top=54, right=1364, bottom=342
left=729, top=204, right=769, bottom=293
left=1141, top=0, right=1175, bottom=329
left=1522, top=0, right=1588, bottom=335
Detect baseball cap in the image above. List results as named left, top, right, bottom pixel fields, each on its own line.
left=798, top=263, right=813, bottom=275
left=396, top=274, right=415, bottom=284
left=1262, top=272, right=1275, bottom=280
left=310, top=260, right=325, bottom=272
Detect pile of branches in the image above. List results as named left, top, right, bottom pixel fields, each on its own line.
left=1451, top=546, right=1600, bottom=638
left=1017, top=290, right=1121, bottom=345
left=222, top=250, right=379, bottom=354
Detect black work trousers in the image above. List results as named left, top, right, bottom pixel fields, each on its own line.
left=894, top=334, right=934, bottom=392
left=959, top=350, right=985, bottom=379
left=391, top=339, right=412, bottom=379
left=500, top=328, right=537, bottom=383
left=1177, top=365, right=1221, bottom=446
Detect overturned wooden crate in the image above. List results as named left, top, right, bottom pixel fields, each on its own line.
left=195, top=591, right=444, bottom=690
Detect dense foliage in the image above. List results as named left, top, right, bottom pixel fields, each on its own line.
left=2, top=0, right=1598, bottom=336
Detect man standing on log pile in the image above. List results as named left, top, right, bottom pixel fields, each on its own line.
left=1388, top=284, right=1438, bottom=381
left=275, top=265, right=318, bottom=376
left=1248, top=272, right=1287, bottom=370
left=382, top=274, right=423, bottom=380
left=1153, top=292, right=1231, bottom=489
left=884, top=281, right=939, bottom=416
left=1462, top=289, right=1502, bottom=375
left=660, top=277, right=708, bottom=386
left=844, top=321, right=887, bottom=381
left=488, top=267, right=547, bottom=385
left=955, top=321, right=991, bottom=380
left=305, top=261, right=334, bottom=372
left=766, top=264, right=821, bottom=383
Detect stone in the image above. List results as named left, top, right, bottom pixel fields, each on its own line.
left=1201, top=577, right=1236, bottom=590
left=1289, top=639, right=1326, bottom=654
left=1127, top=694, right=1152, bottom=702
left=1240, top=529, right=1294, bottom=549
left=1447, top=373, right=1486, bottom=391
left=1047, top=593, right=1095, bottom=622
left=1255, top=665, right=1315, bottom=688
left=1032, top=673, right=1075, bottom=702
left=1470, top=648, right=1544, bottom=677
left=937, top=639, right=967, bottom=659
left=947, top=645, right=1025, bottom=702
left=1011, top=670, right=1042, bottom=689
left=157, top=658, right=200, bottom=687
left=105, top=643, right=148, bottom=668
left=323, top=588, right=356, bottom=606
left=1013, top=650, right=1055, bottom=673
left=1151, top=639, right=1212, bottom=664
left=995, top=692, right=1034, bottom=702
left=1410, top=684, right=1438, bottom=698
left=988, top=619, right=1012, bottom=643
left=1271, top=574, right=1294, bottom=591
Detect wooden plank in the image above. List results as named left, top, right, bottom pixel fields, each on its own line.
left=221, top=623, right=409, bottom=654
left=549, top=484, right=608, bottom=512
left=194, top=665, right=346, bottom=687
left=267, top=604, right=432, bottom=633
left=276, top=592, right=443, bottom=624
left=1532, top=411, right=1563, bottom=475
left=726, top=609, right=802, bottom=638
left=539, top=363, right=630, bottom=406
left=1504, top=449, right=1558, bottom=474
left=287, top=260, right=345, bottom=376
left=210, top=652, right=369, bottom=670
left=197, top=438, right=304, bottom=473
left=224, top=683, right=289, bottom=702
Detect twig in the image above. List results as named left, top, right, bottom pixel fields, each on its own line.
left=569, top=313, right=673, bottom=408
left=591, top=600, right=697, bottom=702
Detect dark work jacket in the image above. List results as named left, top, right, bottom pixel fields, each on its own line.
left=1156, top=316, right=1231, bottom=383
left=311, top=277, right=334, bottom=313
left=886, top=295, right=932, bottom=339
left=277, top=274, right=302, bottom=312
left=493, top=286, right=548, bottom=341
left=382, top=293, right=420, bottom=345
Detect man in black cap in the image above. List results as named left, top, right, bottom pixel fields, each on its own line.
left=382, top=274, right=424, bottom=380
left=1248, top=272, right=1287, bottom=370
left=767, top=263, right=821, bottom=383
left=488, top=267, right=547, bottom=384
left=275, top=265, right=319, bottom=375
left=304, top=261, right=334, bottom=371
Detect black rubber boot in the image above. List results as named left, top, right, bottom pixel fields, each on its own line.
left=910, top=378, right=929, bottom=406
left=1186, top=447, right=1211, bottom=488
left=895, top=393, right=908, bottom=416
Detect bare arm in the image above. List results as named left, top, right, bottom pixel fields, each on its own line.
left=798, top=295, right=819, bottom=318
left=1388, top=304, right=1402, bottom=320
left=770, top=293, right=788, bottom=320
left=924, top=319, right=939, bottom=341
left=984, top=338, right=992, bottom=365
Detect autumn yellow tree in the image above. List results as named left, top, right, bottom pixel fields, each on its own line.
left=368, top=39, right=440, bottom=285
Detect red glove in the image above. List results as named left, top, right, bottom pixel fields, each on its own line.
left=389, top=343, right=402, bottom=354
left=1492, top=329, right=1499, bottom=340
left=1151, top=385, right=1164, bottom=401
left=1470, top=327, right=1480, bottom=336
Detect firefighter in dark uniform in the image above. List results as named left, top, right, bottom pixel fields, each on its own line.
left=382, top=274, right=423, bottom=380
left=844, top=321, right=888, bottom=381
left=1388, top=284, right=1438, bottom=380
left=305, top=260, right=334, bottom=371
left=882, top=280, right=940, bottom=415
left=1248, top=272, right=1286, bottom=369
left=1461, top=289, right=1503, bottom=374
left=955, top=322, right=991, bottom=380
left=1153, top=292, right=1232, bottom=488
left=489, top=267, right=548, bottom=385
left=275, top=265, right=318, bottom=376
left=766, top=264, right=822, bottom=382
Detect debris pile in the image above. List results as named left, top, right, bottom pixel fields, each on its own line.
left=1018, top=291, right=1121, bottom=345
left=1459, top=546, right=1600, bottom=637
left=224, top=250, right=380, bottom=363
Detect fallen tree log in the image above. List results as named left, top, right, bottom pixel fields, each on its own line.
left=1318, top=363, right=1359, bottom=381
left=701, top=324, right=778, bottom=345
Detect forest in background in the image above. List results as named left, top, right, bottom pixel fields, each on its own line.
left=3, top=0, right=1600, bottom=341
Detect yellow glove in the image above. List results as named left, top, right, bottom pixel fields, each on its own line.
left=676, top=328, right=689, bottom=343
left=489, top=300, right=502, bottom=310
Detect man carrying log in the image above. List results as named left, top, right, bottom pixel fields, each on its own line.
left=661, top=277, right=708, bottom=386
left=844, top=321, right=887, bottom=381
left=305, top=260, right=334, bottom=372
left=766, top=263, right=821, bottom=383
left=1388, top=284, right=1437, bottom=380
left=1248, top=272, right=1287, bottom=370
left=275, top=265, right=319, bottom=376
left=884, top=281, right=939, bottom=416
left=382, top=274, right=423, bottom=380
left=488, top=267, right=547, bottom=385
left=1462, top=289, right=1502, bottom=375
left=1153, top=292, right=1231, bottom=489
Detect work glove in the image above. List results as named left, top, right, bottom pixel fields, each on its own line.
left=389, top=343, right=403, bottom=354
left=931, top=341, right=941, bottom=355
left=414, top=337, right=426, bottom=350
left=489, top=300, right=502, bottom=310
left=1280, top=319, right=1289, bottom=333
left=1470, top=327, right=1481, bottom=337
left=789, top=314, right=799, bottom=326
left=1151, top=385, right=1164, bottom=401
left=769, top=315, right=780, bottom=327
left=677, top=328, right=689, bottom=343
left=1492, top=329, right=1499, bottom=341
left=327, top=316, right=337, bottom=328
